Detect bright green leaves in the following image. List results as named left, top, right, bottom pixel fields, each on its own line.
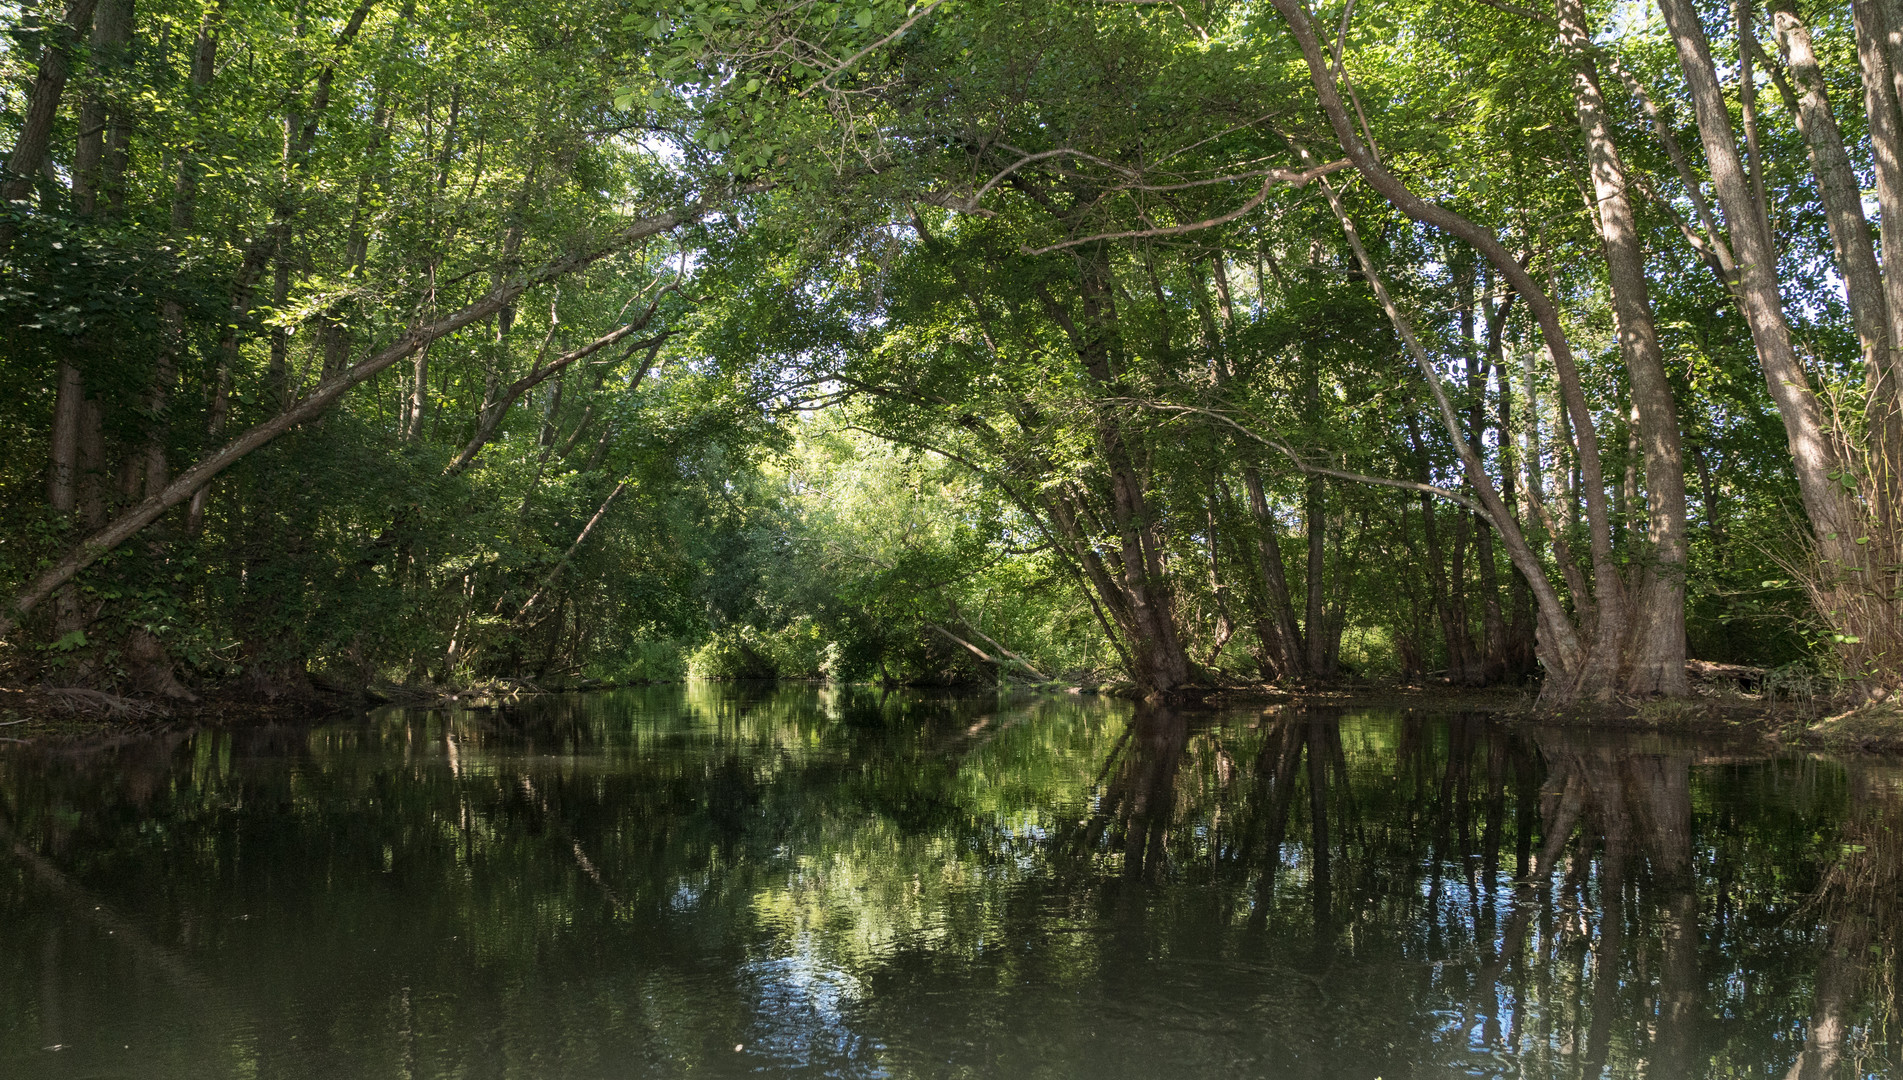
left=47, top=630, right=88, bottom=653
left=609, top=0, right=957, bottom=183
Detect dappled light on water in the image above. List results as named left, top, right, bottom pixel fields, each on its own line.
left=1, top=685, right=1898, bottom=1078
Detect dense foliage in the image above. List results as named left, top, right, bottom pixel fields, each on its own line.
left=0, top=0, right=1893, bottom=699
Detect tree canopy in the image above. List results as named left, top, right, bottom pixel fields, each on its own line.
left=0, top=0, right=1893, bottom=703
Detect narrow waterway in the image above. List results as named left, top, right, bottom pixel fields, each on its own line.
left=0, top=685, right=1894, bottom=1078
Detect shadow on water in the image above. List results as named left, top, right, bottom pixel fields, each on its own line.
left=0, top=684, right=1899, bottom=1077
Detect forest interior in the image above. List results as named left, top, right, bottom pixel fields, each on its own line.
left=5, top=0, right=1903, bottom=721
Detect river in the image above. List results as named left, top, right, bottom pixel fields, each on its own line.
left=0, top=684, right=1895, bottom=1077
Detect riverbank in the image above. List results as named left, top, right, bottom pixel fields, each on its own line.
left=0, top=683, right=363, bottom=743
left=3, top=678, right=1898, bottom=754
left=1115, top=677, right=1903, bottom=754
left=1292, top=684, right=1903, bottom=753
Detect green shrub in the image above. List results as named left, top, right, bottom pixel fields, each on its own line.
left=587, top=638, right=691, bottom=684
left=688, top=628, right=780, bottom=680
left=760, top=617, right=830, bottom=679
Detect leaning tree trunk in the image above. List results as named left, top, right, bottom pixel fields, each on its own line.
left=1311, top=171, right=1587, bottom=695
left=1271, top=0, right=1669, bottom=703
left=1037, top=255, right=1197, bottom=696
left=1770, top=0, right=1896, bottom=424
left=0, top=194, right=740, bottom=641
left=1653, top=0, right=1863, bottom=556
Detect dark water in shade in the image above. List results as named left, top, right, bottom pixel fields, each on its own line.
left=1, top=686, right=1900, bottom=1079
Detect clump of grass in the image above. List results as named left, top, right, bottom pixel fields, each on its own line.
left=1635, top=698, right=1707, bottom=726
left=1806, top=700, right=1903, bottom=749
left=1763, top=662, right=1820, bottom=704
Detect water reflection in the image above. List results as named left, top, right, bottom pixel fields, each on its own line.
left=0, top=685, right=1896, bottom=1078
left=1791, top=760, right=1903, bottom=1079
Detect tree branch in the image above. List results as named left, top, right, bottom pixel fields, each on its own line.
left=1020, top=160, right=1350, bottom=255
left=806, top=0, right=945, bottom=95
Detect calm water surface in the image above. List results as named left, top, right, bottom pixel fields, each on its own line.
left=1, top=685, right=1899, bottom=1078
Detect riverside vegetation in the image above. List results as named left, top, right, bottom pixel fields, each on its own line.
left=4, top=0, right=1903, bottom=721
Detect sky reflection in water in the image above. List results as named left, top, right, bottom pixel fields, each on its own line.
left=0, top=684, right=1897, bottom=1078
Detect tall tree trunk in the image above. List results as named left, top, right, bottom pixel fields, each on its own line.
left=1489, top=310, right=1536, bottom=672
left=1848, top=0, right=1903, bottom=537
left=40, top=0, right=127, bottom=653
left=1033, top=261, right=1196, bottom=695
left=1655, top=0, right=1862, bottom=559
left=408, top=82, right=462, bottom=442
left=136, top=2, right=222, bottom=507
left=46, top=359, right=87, bottom=521
left=1463, top=277, right=1507, bottom=681
left=1271, top=0, right=1639, bottom=701
left=1302, top=471, right=1328, bottom=676
left=1560, top=0, right=1690, bottom=696
left=1691, top=442, right=1727, bottom=560
left=1299, top=345, right=1332, bottom=677
left=1658, top=0, right=1893, bottom=688
left=188, top=0, right=376, bottom=533
left=1737, top=0, right=1773, bottom=243
left=70, top=0, right=133, bottom=218
left=320, top=0, right=420, bottom=378
left=266, top=253, right=293, bottom=409
left=1770, top=0, right=1896, bottom=423
left=1206, top=255, right=1304, bottom=681
left=1242, top=468, right=1307, bottom=680
left=1449, top=495, right=1474, bottom=678
left=1202, top=477, right=1236, bottom=667
left=1407, top=414, right=1468, bottom=679
left=1, top=0, right=100, bottom=204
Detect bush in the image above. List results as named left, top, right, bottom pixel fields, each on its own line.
left=688, top=628, right=780, bottom=680
left=760, top=617, right=831, bottom=679
left=685, top=620, right=844, bottom=681
left=586, top=638, right=691, bottom=684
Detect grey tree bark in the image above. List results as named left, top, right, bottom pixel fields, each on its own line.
left=1270, top=0, right=1678, bottom=701
left=1654, top=0, right=1861, bottom=557
left=1558, top=0, right=1690, bottom=697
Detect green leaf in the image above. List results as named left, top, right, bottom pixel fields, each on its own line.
left=857, top=7, right=874, bottom=27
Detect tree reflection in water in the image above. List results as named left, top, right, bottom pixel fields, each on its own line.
left=1789, top=760, right=1903, bottom=1079
left=0, top=686, right=1898, bottom=1078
